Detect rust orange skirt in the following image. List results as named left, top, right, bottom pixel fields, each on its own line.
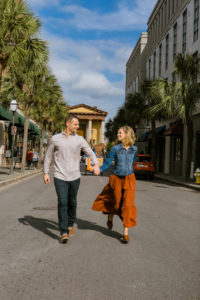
left=92, top=174, right=137, bottom=228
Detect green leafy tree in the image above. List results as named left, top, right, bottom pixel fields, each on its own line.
left=141, top=80, right=167, bottom=164
left=32, top=73, right=66, bottom=167
left=125, top=93, right=147, bottom=128
left=0, top=0, right=40, bottom=90
left=148, top=54, right=200, bottom=178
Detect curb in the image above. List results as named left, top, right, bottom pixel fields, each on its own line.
left=0, top=169, right=43, bottom=188
left=155, top=175, right=200, bottom=192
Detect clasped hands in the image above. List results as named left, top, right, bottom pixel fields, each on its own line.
left=90, top=163, right=101, bottom=176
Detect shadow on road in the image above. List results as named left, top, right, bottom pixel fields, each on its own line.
left=18, top=215, right=123, bottom=242
left=76, top=217, right=122, bottom=241
left=18, top=216, right=59, bottom=241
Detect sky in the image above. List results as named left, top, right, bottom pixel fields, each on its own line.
left=26, top=0, right=157, bottom=119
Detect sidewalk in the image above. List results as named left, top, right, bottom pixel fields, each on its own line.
left=155, top=173, right=200, bottom=191
left=0, top=166, right=42, bottom=188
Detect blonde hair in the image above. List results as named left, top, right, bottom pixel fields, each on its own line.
left=118, top=126, right=136, bottom=146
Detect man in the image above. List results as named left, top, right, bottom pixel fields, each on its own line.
left=43, top=114, right=100, bottom=243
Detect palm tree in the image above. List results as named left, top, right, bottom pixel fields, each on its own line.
left=125, top=92, right=147, bottom=129
left=148, top=53, right=200, bottom=178
left=32, top=73, right=66, bottom=167
left=11, top=39, right=48, bottom=171
left=141, top=80, right=167, bottom=164
left=0, top=0, right=40, bottom=90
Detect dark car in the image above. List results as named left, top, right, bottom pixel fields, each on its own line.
left=133, top=154, right=155, bottom=179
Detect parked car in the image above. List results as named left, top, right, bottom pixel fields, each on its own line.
left=133, top=154, right=155, bottom=179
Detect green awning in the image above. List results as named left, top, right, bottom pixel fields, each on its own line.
left=0, top=105, right=41, bottom=135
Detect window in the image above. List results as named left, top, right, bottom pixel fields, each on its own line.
left=194, top=0, right=199, bottom=42
left=161, top=7, right=164, bottom=30
left=149, top=59, right=151, bottom=79
left=165, top=34, right=169, bottom=70
left=182, top=10, right=187, bottom=55
left=172, top=0, right=175, bottom=14
left=159, top=44, right=162, bottom=77
left=175, top=138, right=181, bottom=161
left=168, top=0, right=171, bottom=20
left=173, top=23, right=177, bottom=61
left=172, top=72, right=176, bottom=84
left=153, top=52, right=156, bottom=79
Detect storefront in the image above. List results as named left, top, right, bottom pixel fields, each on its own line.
left=0, top=105, right=41, bottom=166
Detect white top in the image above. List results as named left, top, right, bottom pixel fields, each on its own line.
left=43, top=132, right=98, bottom=181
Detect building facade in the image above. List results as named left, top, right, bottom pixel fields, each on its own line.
left=126, top=32, right=148, bottom=95
left=126, top=33, right=149, bottom=153
left=0, top=105, right=41, bottom=166
left=146, top=0, right=200, bottom=177
left=125, top=0, right=200, bottom=177
left=67, top=104, right=107, bottom=154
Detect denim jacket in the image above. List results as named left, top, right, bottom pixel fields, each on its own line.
left=100, top=143, right=137, bottom=176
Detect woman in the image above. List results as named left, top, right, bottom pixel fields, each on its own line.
left=92, top=126, right=137, bottom=243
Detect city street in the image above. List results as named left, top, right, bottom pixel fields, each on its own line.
left=0, top=173, right=200, bottom=300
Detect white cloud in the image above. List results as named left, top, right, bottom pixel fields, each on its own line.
left=40, top=33, right=129, bottom=118
left=62, top=0, right=157, bottom=31
left=26, top=0, right=158, bottom=118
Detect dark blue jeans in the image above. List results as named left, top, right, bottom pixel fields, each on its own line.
left=54, top=177, right=80, bottom=235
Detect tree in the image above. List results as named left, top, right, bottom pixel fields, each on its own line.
left=141, top=80, right=167, bottom=164
left=148, top=53, right=200, bottom=178
left=0, top=0, right=40, bottom=90
left=125, top=93, right=147, bottom=128
left=32, top=73, right=66, bottom=167
left=105, top=118, right=115, bottom=143
left=12, top=39, right=48, bottom=171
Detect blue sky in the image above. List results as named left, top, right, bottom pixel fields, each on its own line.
left=27, top=0, right=157, bottom=119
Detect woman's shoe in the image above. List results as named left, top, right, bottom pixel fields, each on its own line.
left=107, top=215, right=113, bottom=230
left=122, top=235, right=129, bottom=244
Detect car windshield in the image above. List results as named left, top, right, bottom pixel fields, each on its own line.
left=136, top=156, right=152, bottom=162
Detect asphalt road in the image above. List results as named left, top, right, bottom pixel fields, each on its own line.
left=0, top=172, right=200, bottom=300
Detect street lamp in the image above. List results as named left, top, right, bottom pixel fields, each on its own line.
left=9, top=99, right=18, bottom=175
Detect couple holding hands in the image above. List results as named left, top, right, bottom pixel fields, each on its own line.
left=43, top=114, right=137, bottom=244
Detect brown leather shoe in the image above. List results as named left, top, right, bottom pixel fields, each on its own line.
left=122, top=235, right=129, bottom=244
left=68, top=227, right=74, bottom=237
left=60, top=233, right=69, bottom=243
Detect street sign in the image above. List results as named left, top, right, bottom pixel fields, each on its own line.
left=11, top=126, right=17, bottom=135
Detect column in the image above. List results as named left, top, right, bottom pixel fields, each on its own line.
left=164, top=135, right=171, bottom=174
left=86, top=119, right=92, bottom=143
left=182, top=123, right=188, bottom=177
left=100, top=120, right=105, bottom=144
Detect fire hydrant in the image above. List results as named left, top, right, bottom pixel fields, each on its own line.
left=194, top=168, right=200, bottom=184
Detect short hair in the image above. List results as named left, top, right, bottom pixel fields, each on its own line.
left=118, top=125, right=136, bottom=146
left=65, top=114, right=79, bottom=123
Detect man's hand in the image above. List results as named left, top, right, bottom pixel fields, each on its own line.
left=43, top=173, right=50, bottom=184
left=92, top=163, right=100, bottom=176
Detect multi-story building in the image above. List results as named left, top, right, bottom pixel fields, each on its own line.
left=147, top=0, right=200, bottom=177
left=125, top=33, right=149, bottom=153
left=126, top=32, right=148, bottom=95
left=125, top=0, right=200, bottom=177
